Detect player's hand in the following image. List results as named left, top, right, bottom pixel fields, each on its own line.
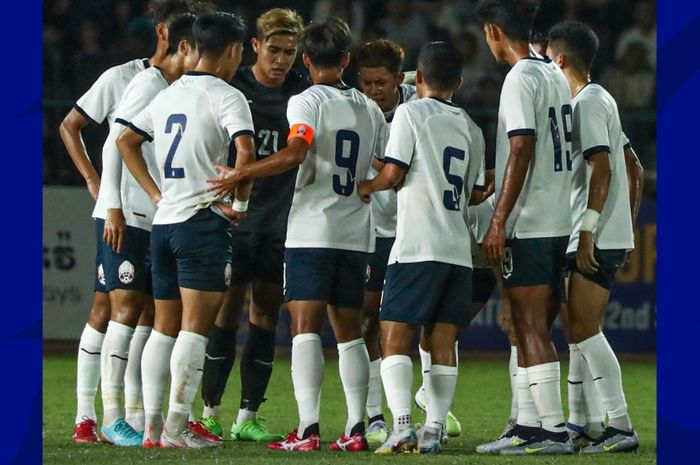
left=357, top=180, right=372, bottom=203
left=207, top=165, right=240, bottom=197
left=212, top=201, right=246, bottom=225
left=104, top=208, right=126, bottom=254
left=483, top=220, right=505, bottom=262
left=86, top=177, right=100, bottom=201
left=576, top=231, right=599, bottom=274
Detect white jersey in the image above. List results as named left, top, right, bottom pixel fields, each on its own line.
left=370, top=84, right=418, bottom=238
left=285, top=84, right=387, bottom=252
left=76, top=58, right=148, bottom=221
left=495, top=55, right=574, bottom=239
left=129, top=71, right=254, bottom=225
left=568, top=83, right=634, bottom=253
left=93, top=67, right=166, bottom=231
left=386, top=98, right=484, bottom=267
left=75, top=58, right=149, bottom=131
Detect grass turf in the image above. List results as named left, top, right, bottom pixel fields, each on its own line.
left=43, top=354, right=655, bottom=464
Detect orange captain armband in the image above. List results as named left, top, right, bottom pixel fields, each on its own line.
left=288, top=123, right=314, bottom=145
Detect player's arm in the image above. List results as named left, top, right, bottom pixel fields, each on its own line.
left=358, top=162, right=407, bottom=203
left=576, top=150, right=612, bottom=274
left=624, top=143, right=644, bottom=225
left=209, top=136, right=309, bottom=195
left=483, top=134, right=534, bottom=261
left=58, top=108, right=100, bottom=200
left=470, top=169, right=495, bottom=205
left=116, top=127, right=161, bottom=206
left=212, top=134, right=257, bottom=223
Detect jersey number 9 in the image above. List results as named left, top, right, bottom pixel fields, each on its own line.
left=333, top=130, right=360, bottom=196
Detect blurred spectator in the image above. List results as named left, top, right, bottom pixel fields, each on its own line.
left=615, top=0, right=656, bottom=68
left=602, top=41, right=655, bottom=110
left=313, top=0, right=365, bottom=46
left=377, top=0, right=429, bottom=69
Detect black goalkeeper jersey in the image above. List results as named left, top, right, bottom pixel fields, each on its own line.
left=229, top=65, right=311, bottom=232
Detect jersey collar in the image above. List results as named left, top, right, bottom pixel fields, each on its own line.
left=185, top=71, right=217, bottom=77
left=429, top=96, right=459, bottom=107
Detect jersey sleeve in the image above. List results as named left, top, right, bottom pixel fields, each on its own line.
left=128, top=102, right=155, bottom=143
left=382, top=104, right=416, bottom=172
left=114, top=75, right=162, bottom=125
left=286, top=93, right=318, bottom=144
left=576, top=96, right=611, bottom=159
left=219, top=88, right=255, bottom=140
left=372, top=106, right=389, bottom=160
left=468, top=126, right=487, bottom=193
left=74, top=67, right=121, bottom=125
left=622, top=131, right=632, bottom=151
left=501, top=69, right=537, bottom=138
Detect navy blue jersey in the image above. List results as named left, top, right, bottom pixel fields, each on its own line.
left=229, top=66, right=311, bottom=232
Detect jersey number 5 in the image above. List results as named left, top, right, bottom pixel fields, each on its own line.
left=164, top=113, right=187, bottom=179
left=333, top=130, right=360, bottom=196
left=548, top=104, right=573, bottom=172
left=442, top=146, right=466, bottom=211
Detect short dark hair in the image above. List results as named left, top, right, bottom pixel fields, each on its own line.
left=548, top=21, right=600, bottom=71
left=356, top=39, right=405, bottom=74
left=193, top=12, right=247, bottom=58
left=148, top=0, right=214, bottom=26
left=302, top=17, right=351, bottom=68
left=166, top=13, right=197, bottom=55
left=475, top=0, right=540, bottom=43
left=417, top=41, right=463, bottom=92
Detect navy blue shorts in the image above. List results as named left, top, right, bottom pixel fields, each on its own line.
left=501, top=236, right=568, bottom=301
left=284, top=248, right=368, bottom=309
left=94, top=219, right=108, bottom=293
left=95, top=219, right=152, bottom=293
left=380, top=262, right=473, bottom=326
left=150, top=209, right=232, bottom=300
left=229, top=229, right=285, bottom=286
left=366, top=237, right=395, bottom=292
left=565, top=247, right=626, bottom=291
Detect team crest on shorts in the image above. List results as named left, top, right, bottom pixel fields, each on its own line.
left=97, top=264, right=106, bottom=285
left=366, top=265, right=371, bottom=283
left=118, top=260, right=135, bottom=284
left=225, top=263, right=232, bottom=287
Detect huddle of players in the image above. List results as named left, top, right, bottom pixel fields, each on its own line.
left=61, top=0, right=643, bottom=455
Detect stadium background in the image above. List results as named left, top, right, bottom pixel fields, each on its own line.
left=43, top=0, right=656, bottom=353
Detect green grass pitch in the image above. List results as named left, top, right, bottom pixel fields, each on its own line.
left=43, top=354, right=656, bottom=464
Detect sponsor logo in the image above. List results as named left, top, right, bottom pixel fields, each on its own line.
left=118, top=261, right=135, bottom=284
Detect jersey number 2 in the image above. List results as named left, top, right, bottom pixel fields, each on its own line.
left=164, top=113, right=187, bottom=179
left=442, top=146, right=466, bottom=211
left=333, top=130, right=360, bottom=196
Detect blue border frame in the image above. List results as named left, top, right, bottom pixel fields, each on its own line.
left=657, top=1, right=700, bottom=463
left=5, top=0, right=42, bottom=463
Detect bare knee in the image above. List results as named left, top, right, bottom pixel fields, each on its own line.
left=88, top=292, right=111, bottom=332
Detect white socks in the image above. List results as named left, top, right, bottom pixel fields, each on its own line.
left=141, top=329, right=175, bottom=440
left=582, top=358, right=606, bottom=435
left=100, top=321, right=135, bottom=427
left=426, top=365, right=457, bottom=430
left=292, top=333, right=324, bottom=436
left=165, top=331, right=208, bottom=435
left=366, top=358, right=383, bottom=420
left=509, top=346, right=519, bottom=421
left=76, top=323, right=105, bottom=424
left=203, top=405, right=221, bottom=418
left=338, top=338, right=370, bottom=436
left=567, top=344, right=587, bottom=427
left=236, top=408, right=256, bottom=424
left=124, top=325, right=150, bottom=431
left=577, top=332, right=632, bottom=431
left=418, top=345, right=431, bottom=401
left=527, top=362, right=565, bottom=433
left=516, top=366, right=540, bottom=427
left=381, top=355, right=413, bottom=432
